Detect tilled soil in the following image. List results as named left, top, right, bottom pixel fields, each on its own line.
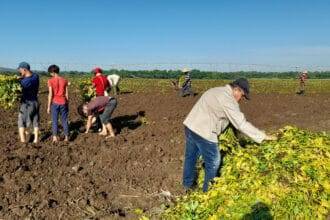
left=0, top=88, right=329, bottom=219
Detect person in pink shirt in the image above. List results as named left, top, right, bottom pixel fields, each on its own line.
left=47, top=65, right=69, bottom=142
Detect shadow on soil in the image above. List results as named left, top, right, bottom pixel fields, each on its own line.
left=111, top=111, right=145, bottom=134
left=66, top=111, right=146, bottom=141
left=242, top=202, right=273, bottom=220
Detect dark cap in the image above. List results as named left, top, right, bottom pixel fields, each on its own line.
left=230, top=78, right=250, bottom=100
left=17, top=62, right=30, bottom=70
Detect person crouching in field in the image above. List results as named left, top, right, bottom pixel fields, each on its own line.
left=17, top=62, right=40, bottom=144
left=107, top=74, right=121, bottom=95
left=179, top=68, right=194, bottom=97
left=92, top=67, right=109, bottom=96
left=297, top=70, right=308, bottom=95
left=78, top=96, right=117, bottom=138
left=183, top=78, right=277, bottom=192
left=47, top=65, right=69, bottom=143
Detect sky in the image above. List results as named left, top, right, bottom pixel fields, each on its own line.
left=0, top=0, right=330, bottom=71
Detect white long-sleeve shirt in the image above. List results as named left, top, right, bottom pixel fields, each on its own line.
left=107, top=74, right=120, bottom=86
left=183, top=85, right=266, bottom=143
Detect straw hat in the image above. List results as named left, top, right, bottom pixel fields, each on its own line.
left=182, top=67, right=190, bottom=73
left=302, top=70, right=308, bottom=74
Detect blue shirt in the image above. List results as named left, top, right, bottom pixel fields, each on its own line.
left=20, top=73, right=39, bottom=102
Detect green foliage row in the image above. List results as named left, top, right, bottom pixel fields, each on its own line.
left=0, top=75, right=21, bottom=109
left=162, top=126, right=330, bottom=219
left=32, top=69, right=330, bottom=79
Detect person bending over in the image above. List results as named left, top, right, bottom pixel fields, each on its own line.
left=78, top=96, right=117, bottom=138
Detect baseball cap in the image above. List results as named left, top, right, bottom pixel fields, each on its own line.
left=230, top=78, right=250, bottom=100
left=92, top=67, right=103, bottom=74
left=17, top=62, right=30, bottom=70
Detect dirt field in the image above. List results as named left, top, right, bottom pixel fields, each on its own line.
left=0, top=86, right=329, bottom=219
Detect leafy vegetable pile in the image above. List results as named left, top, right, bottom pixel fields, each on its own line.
left=0, top=75, right=21, bottom=109
left=163, top=126, right=330, bottom=219
left=78, top=79, right=95, bottom=102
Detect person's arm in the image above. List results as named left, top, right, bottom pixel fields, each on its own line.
left=85, top=115, right=93, bottom=133
left=222, top=100, right=275, bottom=143
left=47, top=86, right=53, bottom=114
left=65, top=84, right=69, bottom=102
left=20, top=78, right=32, bottom=89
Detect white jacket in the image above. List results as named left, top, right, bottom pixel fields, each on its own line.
left=183, top=85, right=266, bottom=143
left=107, top=74, right=120, bottom=86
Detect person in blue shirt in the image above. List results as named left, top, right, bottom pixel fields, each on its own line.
left=17, top=62, right=40, bottom=143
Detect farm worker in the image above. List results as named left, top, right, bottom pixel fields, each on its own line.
left=297, top=70, right=308, bottom=95
left=92, top=67, right=110, bottom=96
left=179, top=68, right=194, bottom=97
left=17, top=62, right=40, bottom=143
left=182, top=78, right=277, bottom=192
left=47, top=65, right=69, bottom=143
left=107, top=74, right=121, bottom=95
left=77, top=96, right=117, bottom=138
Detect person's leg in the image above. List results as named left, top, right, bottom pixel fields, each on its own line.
left=196, top=138, right=221, bottom=192
left=19, top=128, right=26, bottom=143
left=299, top=82, right=304, bottom=95
left=105, top=123, right=115, bottom=137
left=51, top=104, right=60, bottom=142
left=181, top=87, right=191, bottom=97
left=99, top=99, right=117, bottom=136
left=301, top=82, right=305, bottom=94
left=18, top=103, right=27, bottom=143
left=33, top=127, right=39, bottom=143
left=117, top=86, right=120, bottom=95
left=99, top=123, right=107, bottom=136
left=32, top=101, right=40, bottom=143
left=113, top=85, right=117, bottom=95
left=182, top=127, right=200, bottom=190
left=188, top=87, right=194, bottom=96
left=179, top=88, right=185, bottom=97
left=60, top=104, right=69, bottom=141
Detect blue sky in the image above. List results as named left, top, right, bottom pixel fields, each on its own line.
left=0, top=0, right=330, bottom=71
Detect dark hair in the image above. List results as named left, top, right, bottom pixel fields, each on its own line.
left=48, top=65, right=60, bottom=74
left=77, top=103, right=87, bottom=118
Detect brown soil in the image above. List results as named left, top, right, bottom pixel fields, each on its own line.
left=0, top=88, right=329, bottom=219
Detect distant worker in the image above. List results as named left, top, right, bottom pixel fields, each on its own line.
left=78, top=96, right=117, bottom=138
left=17, top=62, right=40, bottom=144
left=47, top=64, right=69, bottom=143
left=179, top=68, right=194, bottom=97
left=92, top=67, right=110, bottom=96
left=182, top=78, right=277, bottom=192
left=297, top=70, right=308, bottom=95
left=107, top=74, right=121, bottom=95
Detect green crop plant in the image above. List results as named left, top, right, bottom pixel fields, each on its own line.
left=162, top=126, right=330, bottom=219
left=0, top=75, right=22, bottom=109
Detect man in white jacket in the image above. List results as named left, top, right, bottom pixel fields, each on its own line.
left=183, top=78, right=277, bottom=192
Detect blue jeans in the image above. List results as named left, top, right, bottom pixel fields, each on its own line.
left=51, top=103, right=69, bottom=136
left=183, top=127, right=221, bottom=192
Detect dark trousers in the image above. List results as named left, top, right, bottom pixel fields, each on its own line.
left=180, top=86, right=194, bottom=97
left=183, top=127, right=221, bottom=192
left=99, top=98, right=117, bottom=124
left=51, top=103, right=69, bottom=136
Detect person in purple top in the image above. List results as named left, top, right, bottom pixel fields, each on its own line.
left=77, top=96, right=117, bottom=139
left=17, top=62, right=40, bottom=143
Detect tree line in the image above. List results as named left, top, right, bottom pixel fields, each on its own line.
left=3, top=69, right=330, bottom=79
